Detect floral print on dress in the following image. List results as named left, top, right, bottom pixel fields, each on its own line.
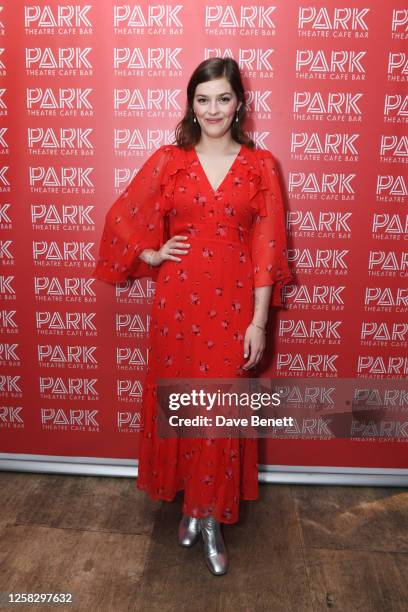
left=92, top=143, right=293, bottom=524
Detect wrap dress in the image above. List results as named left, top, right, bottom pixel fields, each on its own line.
left=92, top=143, right=293, bottom=524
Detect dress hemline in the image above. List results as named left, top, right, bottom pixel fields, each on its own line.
left=135, top=479, right=259, bottom=525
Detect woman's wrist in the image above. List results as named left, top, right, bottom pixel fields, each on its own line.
left=250, top=321, right=266, bottom=332
left=140, top=248, right=157, bottom=266
left=251, top=315, right=267, bottom=328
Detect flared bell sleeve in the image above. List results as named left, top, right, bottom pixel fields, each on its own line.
left=248, top=149, right=294, bottom=308
left=91, top=145, right=173, bottom=284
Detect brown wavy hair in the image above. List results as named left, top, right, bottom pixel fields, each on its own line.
left=173, top=57, right=255, bottom=150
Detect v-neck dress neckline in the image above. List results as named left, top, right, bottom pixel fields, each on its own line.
left=192, top=144, right=243, bottom=194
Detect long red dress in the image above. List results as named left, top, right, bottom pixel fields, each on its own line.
left=92, top=143, right=293, bottom=524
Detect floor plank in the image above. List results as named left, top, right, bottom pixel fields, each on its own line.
left=2, top=472, right=160, bottom=535
left=304, top=548, right=408, bottom=612
left=293, top=485, right=408, bottom=553
left=0, top=524, right=149, bottom=611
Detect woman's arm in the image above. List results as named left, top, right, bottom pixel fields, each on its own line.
left=242, top=286, right=272, bottom=370
left=252, top=285, right=273, bottom=329
left=248, top=150, right=293, bottom=309
left=243, top=150, right=294, bottom=369
left=92, top=146, right=171, bottom=284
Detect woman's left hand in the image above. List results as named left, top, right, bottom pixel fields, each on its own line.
left=242, top=324, right=266, bottom=370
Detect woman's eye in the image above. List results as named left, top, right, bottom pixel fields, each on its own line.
left=197, top=97, right=231, bottom=103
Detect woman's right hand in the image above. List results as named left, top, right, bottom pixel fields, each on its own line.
left=147, top=235, right=191, bottom=267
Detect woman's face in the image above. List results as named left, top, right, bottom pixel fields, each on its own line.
left=192, top=77, right=242, bottom=140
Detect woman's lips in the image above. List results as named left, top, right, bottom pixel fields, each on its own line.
left=206, top=118, right=222, bottom=123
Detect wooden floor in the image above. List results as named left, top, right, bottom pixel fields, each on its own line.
left=0, top=471, right=407, bottom=611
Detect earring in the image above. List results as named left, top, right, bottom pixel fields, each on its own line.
left=193, top=116, right=197, bottom=123
left=235, top=111, right=239, bottom=122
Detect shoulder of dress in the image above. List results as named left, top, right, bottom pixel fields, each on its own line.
left=156, top=144, right=187, bottom=163
left=151, top=145, right=189, bottom=189
left=144, top=144, right=179, bottom=170
left=247, top=148, right=280, bottom=203
left=254, top=147, right=276, bottom=162
left=158, top=143, right=181, bottom=154
left=161, top=144, right=189, bottom=172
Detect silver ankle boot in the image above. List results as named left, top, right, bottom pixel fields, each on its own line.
left=200, top=516, right=229, bottom=575
left=178, top=514, right=202, bottom=547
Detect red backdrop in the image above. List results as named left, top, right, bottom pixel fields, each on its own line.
left=1, top=1, right=407, bottom=470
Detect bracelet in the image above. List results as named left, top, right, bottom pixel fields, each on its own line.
left=251, top=322, right=266, bottom=332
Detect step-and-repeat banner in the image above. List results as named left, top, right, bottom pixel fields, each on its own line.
left=1, top=1, right=407, bottom=473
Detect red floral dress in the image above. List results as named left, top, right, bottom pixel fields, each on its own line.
left=92, top=143, right=293, bottom=524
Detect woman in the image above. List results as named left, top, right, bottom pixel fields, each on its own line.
left=92, top=57, right=293, bottom=576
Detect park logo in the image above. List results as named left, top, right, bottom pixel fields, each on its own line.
left=279, top=319, right=342, bottom=345
left=298, top=7, right=370, bottom=35
left=33, top=275, right=96, bottom=303
left=113, top=4, right=183, bottom=30
left=387, top=53, right=407, bottom=81
left=293, top=90, right=363, bottom=121
left=368, top=250, right=408, bottom=277
left=31, top=204, right=95, bottom=231
left=24, top=5, right=92, bottom=30
left=37, top=343, right=98, bottom=368
left=285, top=284, right=346, bottom=310
left=116, top=346, right=148, bottom=371
left=296, top=49, right=367, bottom=80
left=292, top=247, right=349, bottom=276
left=289, top=171, right=356, bottom=200
left=0, top=343, right=20, bottom=366
left=357, top=355, right=408, bottom=377
left=40, top=407, right=99, bottom=431
left=376, top=174, right=408, bottom=201
left=32, top=239, right=94, bottom=269
left=360, top=321, right=408, bottom=347
left=364, top=287, right=408, bottom=313
left=25, top=47, right=93, bottom=75
left=26, top=87, right=93, bottom=114
left=116, top=378, right=144, bottom=401
left=29, top=165, right=95, bottom=192
left=113, top=47, right=182, bottom=76
left=287, top=210, right=352, bottom=238
left=276, top=352, right=339, bottom=374
left=27, top=127, right=94, bottom=155
left=114, top=87, right=182, bottom=113
left=116, top=313, right=150, bottom=337
left=117, top=410, right=141, bottom=432
left=0, top=405, right=24, bottom=429
left=39, top=376, right=98, bottom=399
left=0, top=202, right=13, bottom=230
left=205, top=5, right=276, bottom=36
left=290, top=131, right=360, bottom=160
left=371, top=213, right=408, bottom=240
left=0, top=375, right=22, bottom=398
left=391, top=9, right=408, bottom=36
left=379, top=135, right=408, bottom=162
left=35, top=310, right=97, bottom=336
